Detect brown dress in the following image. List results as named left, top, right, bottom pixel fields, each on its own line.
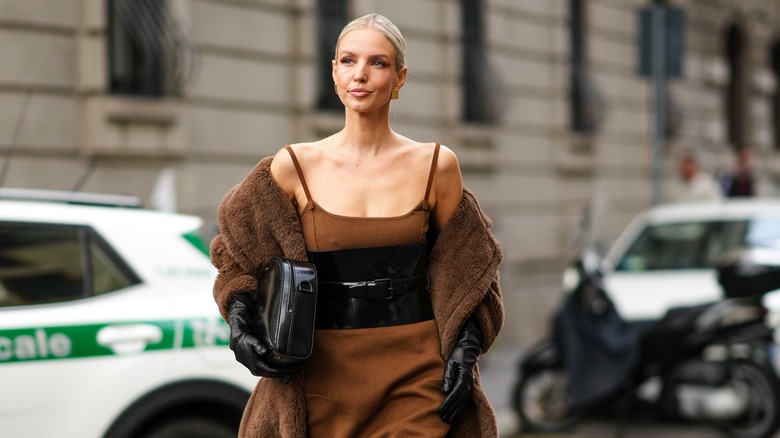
left=284, top=144, right=450, bottom=438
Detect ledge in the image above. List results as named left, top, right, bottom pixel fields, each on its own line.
left=554, top=132, right=597, bottom=176
left=82, top=95, right=185, bottom=158
left=453, top=124, right=498, bottom=173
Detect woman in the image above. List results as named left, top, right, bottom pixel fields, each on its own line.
left=211, top=13, right=503, bottom=437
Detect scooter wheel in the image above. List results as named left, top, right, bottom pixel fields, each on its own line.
left=513, top=365, right=580, bottom=433
left=722, top=359, right=780, bottom=438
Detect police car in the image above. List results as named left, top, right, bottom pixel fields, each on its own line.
left=0, top=188, right=256, bottom=438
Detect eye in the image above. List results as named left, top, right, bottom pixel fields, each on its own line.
left=371, top=60, right=387, bottom=67
left=340, top=57, right=354, bottom=65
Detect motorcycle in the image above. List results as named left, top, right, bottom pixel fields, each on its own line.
left=512, top=246, right=780, bottom=438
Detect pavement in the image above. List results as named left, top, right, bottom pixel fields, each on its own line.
left=479, top=344, right=523, bottom=436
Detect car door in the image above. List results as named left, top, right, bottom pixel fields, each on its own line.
left=0, top=221, right=175, bottom=437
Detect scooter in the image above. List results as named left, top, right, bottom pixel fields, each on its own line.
left=512, top=246, right=780, bottom=438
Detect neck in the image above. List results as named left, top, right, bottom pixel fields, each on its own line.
left=339, top=105, right=394, bottom=154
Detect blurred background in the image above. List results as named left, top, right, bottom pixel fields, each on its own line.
left=3, top=0, right=780, bottom=433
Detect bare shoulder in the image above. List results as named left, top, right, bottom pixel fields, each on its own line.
left=429, top=143, right=463, bottom=231
left=433, top=144, right=463, bottom=192
left=435, top=144, right=461, bottom=176
left=269, top=145, right=303, bottom=198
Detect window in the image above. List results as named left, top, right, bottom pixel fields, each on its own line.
left=108, top=0, right=198, bottom=97
left=0, top=223, right=140, bottom=307
left=460, top=0, right=504, bottom=124
left=616, top=219, right=780, bottom=272
left=724, top=23, right=750, bottom=150
left=569, top=0, right=605, bottom=133
left=770, top=40, right=780, bottom=151
left=316, top=0, right=349, bottom=111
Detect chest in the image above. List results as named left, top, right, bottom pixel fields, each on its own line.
left=298, top=162, right=430, bottom=218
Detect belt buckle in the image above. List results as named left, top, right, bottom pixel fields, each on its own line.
left=346, top=278, right=394, bottom=300
left=372, top=278, right=394, bottom=300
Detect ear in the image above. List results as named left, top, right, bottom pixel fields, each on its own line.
left=395, top=66, right=408, bottom=90
left=331, top=59, right=337, bottom=85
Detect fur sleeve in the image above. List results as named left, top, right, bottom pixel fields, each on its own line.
left=210, top=157, right=308, bottom=321
left=428, top=189, right=504, bottom=356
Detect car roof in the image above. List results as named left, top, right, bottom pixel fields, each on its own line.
left=604, top=199, right=780, bottom=267
left=642, top=199, right=780, bottom=224
left=0, top=189, right=202, bottom=233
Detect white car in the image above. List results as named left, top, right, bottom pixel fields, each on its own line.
left=601, top=199, right=780, bottom=321
left=0, top=188, right=256, bottom=438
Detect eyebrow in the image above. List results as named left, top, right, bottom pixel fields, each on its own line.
left=338, top=51, right=391, bottom=61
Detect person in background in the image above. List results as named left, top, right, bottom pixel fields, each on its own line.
left=720, top=148, right=756, bottom=198
left=668, top=149, right=721, bottom=203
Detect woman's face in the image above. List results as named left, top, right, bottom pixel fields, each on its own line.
left=332, top=28, right=407, bottom=113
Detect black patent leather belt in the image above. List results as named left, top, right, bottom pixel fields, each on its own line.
left=319, top=272, right=429, bottom=301
left=314, top=286, right=434, bottom=330
left=308, top=243, right=434, bottom=330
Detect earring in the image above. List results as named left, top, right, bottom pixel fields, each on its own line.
left=391, top=89, right=399, bottom=100
left=334, top=83, right=338, bottom=95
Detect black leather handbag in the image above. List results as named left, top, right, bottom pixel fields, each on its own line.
left=257, top=257, right=318, bottom=362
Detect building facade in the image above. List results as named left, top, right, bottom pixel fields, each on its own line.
left=2, top=0, right=780, bottom=346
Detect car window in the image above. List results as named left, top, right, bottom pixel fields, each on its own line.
left=0, top=223, right=140, bottom=307
left=617, top=220, right=758, bottom=271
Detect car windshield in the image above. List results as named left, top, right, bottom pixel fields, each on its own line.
left=617, top=218, right=780, bottom=271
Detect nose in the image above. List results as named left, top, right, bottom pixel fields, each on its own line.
left=353, top=62, right=368, bottom=82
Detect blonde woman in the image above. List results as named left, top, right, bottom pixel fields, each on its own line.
left=211, top=13, right=503, bottom=437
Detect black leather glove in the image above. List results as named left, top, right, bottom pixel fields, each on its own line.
left=439, top=316, right=483, bottom=423
left=228, top=293, right=303, bottom=378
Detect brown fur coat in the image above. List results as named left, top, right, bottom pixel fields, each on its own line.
left=211, top=157, right=504, bottom=437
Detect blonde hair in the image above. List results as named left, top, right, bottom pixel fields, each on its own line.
left=335, top=14, right=406, bottom=71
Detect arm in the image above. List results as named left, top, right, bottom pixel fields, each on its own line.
left=439, top=316, right=482, bottom=423
left=429, top=186, right=503, bottom=424
left=211, top=158, right=307, bottom=378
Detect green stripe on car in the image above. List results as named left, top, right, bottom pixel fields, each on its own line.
left=0, top=317, right=229, bottom=365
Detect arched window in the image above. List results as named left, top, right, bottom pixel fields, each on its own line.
left=724, top=23, right=750, bottom=150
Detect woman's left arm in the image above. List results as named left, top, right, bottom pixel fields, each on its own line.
left=431, top=146, right=464, bottom=233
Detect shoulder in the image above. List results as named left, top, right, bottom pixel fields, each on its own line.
left=435, top=144, right=460, bottom=176
left=270, top=142, right=321, bottom=177
left=428, top=143, right=463, bottom=230
left=269, top=146, right=296, bottom=194
left=433, top=144, right=462, bottom=189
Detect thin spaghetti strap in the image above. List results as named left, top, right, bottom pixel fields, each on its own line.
left=284, top=145, right=313, bottom=210
left=423, top=142, right=441, bottom=210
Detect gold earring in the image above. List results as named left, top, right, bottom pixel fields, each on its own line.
left=391, top=89, right=399, bottom=100
left=334, top=83, right=338, bottom=94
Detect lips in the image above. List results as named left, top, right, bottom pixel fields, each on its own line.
left=348, top=88, right=372, bottom=97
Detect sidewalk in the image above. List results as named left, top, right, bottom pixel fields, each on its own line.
left=479, top=344, right=524, bottom=437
